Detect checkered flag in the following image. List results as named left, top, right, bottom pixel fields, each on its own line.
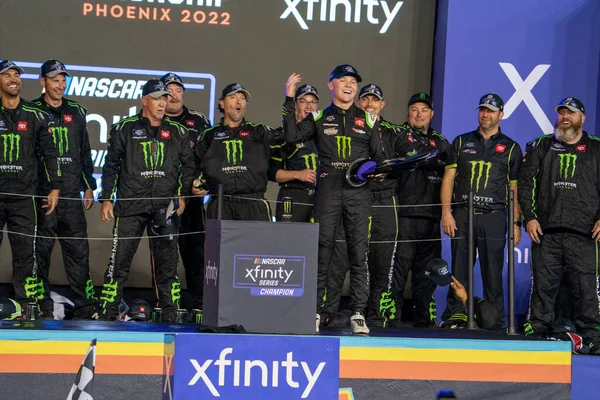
left=66, top=339, right=97, bottom=400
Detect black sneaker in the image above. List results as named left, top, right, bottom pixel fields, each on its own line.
left=73, top=305, right=99, bottom=320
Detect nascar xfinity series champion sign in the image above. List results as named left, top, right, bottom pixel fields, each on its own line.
left=203, top=220, right=318, bottom=334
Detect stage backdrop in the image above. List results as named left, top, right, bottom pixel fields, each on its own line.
left=0, top=0, right=437, bottom=287
left=431, top=0, right=600, bottom=318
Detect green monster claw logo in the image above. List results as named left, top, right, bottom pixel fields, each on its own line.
left=224, top=139, right=243, bottom=165
left=379, top=291, right=396, bottom=327
left=24, top=276, right=43, bottom=299
left=335, top=136, right=352, bottom=159
left=524, top=322, right=534, bottom=336
left=428, top=300, right=437, bottom=323
left=469, top=160, right=492, bottom=191
left=171, top=281, right=181, bottom=306
left=100, top=280, right=118, bottom=304
left=140, top=141, right=165, bottom=168
left=283, top=199, right=292, bottom=216
left=558, top=153, right=577, bottom=179
left=50, top=126, right=69, bottom=156
left=1, top=133, right=20, bottom=163
left=85, top=279, right=96, bottom=299
left=301, top=153, right=318, bottom=170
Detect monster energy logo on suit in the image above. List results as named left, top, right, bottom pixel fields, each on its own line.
left=224, top=139, right=243, bottom=164
left=301, top=153, right=317, bottom=170
left=50, top=126, right=69, bottom=155
left=1, top=133, right=20, bottom=163
left=469, top=160, right=492, bottom=190
left=558, top=153, right=577, bottom=179
left=335, top=136, right=351, bottom=159
left=141, top=141, right=164, bottom=168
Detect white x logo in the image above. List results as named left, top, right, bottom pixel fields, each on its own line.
left=500, top=62, right=553, bottom=134
left=281, top=0, right=308, bottom=30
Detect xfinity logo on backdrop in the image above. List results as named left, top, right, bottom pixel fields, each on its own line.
left=500, top=62, right=553, bottom=134
left=188, top=348, right=326, bottom=398
left=281, top=0, right=404, bottom=34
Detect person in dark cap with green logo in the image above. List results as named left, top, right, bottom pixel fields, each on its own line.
left=270, top=79, right=319, bottom=223
left=98, top=78, right=195, bottom=322
left=192, top=83, right=283, bottom=221
left=520, top=97, right=600, bottom=353
left=440, top=93, right=522, bottom=330
left=30, top=59, right=98, bottom=320
left=0, top=60, right=62, bottom=316
left=160, top=72, right=211, bottom=313
left=391, top=92, right=451, bottom=328
left=283, top=66, right=385, bottom=335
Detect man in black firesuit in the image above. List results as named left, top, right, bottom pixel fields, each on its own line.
left=271, top=80, right=319, bottom=222
left=283, top=66, right=385, bottom=335
left=98, top=79, right=195, bottom=322
left=391, top=93, right=450, bottom=328
left=192, top=83, right=282, bottom=221
left=31, top=60, right=97, bottom=320
left=441, top=94, right=522, bottom=330
left=355, top=84, right=405, bottom=328
left=520, top=97, right=600, bottom=352
left=0, top=60, right=62, bottom=312
left=160, top=72, right=211, bottom=312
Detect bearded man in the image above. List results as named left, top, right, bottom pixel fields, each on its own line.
left=519, top=97, right=600, bottom=353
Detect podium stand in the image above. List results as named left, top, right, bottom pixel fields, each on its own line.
left=203, top=219, right=319, bottom=334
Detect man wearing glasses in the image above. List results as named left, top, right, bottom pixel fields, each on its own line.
left=272, top=79, right=319, bottom=222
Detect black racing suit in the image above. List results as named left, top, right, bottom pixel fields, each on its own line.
left=519, top=132, right=600, bottom=343
left=165, top=106, right=211, bottom=310
left=282, top=97, right=385, bottom=317
left=99, top=113, right=195, bottom=321
left=392, top=124, right=450, bottom=327
left=194, top=118, right=282, bottom=221
left=271, top=140, right=318, bottom=222
left=441, top=129, right=522, bottom=330
left=31, top=96, right=97, bottom=317
left=0, top=99, right=61, bottom=308
left=364, top=119, right=406, bottom=327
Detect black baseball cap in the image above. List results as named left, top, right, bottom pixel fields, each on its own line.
left=477, top=93, right=504, bottom=112
left=41, top=60, right=70, bottom=78
left=329, top=64, right=362, bottom=82
left=408, top=92, right=433, bottom=109
left=555, top=97, right=585, bottom=115
left=127, top=299, right=152, bottom=321
left=424, top=258, right=452, bottom=286
left=359, top=84, right=384, bottom=100
left=160, top=72, right=185, bottom=90
left=295, top=84, right=319, bottom=100
left=0, top=60, right=24, bottom=75
left=220, top=83, right=251, bottom=100
left=142, top=79, right=170, bottom=98
left=0, top=298, right=22, bottom=320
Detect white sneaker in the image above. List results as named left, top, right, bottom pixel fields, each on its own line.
left=350, top=313, right=370, bottom=335
left=316, top=313, right=321, bottom=333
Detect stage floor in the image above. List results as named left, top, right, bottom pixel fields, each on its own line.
left=0, top=320, right=579, bottom=400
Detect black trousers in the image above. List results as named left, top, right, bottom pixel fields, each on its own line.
left=36, top=197, right=96, bottom=314
left=275, top=187, right=315, bottom=222
left=0, top=197, right=40, bottom=308
left=366, top=191, right=399, bottom=327
left=392, top=217, right=441, bottom=327
left=177, top=196, right=206, bottom=309
left=207, top=193, right=271, bottom=221
left=442, top=208, right=507, bottom=329
left=99, top=214, right=180, bottom=320
left=528, top=230, right=600, bottom=343
left=315, top=175, right=371, bottom=315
